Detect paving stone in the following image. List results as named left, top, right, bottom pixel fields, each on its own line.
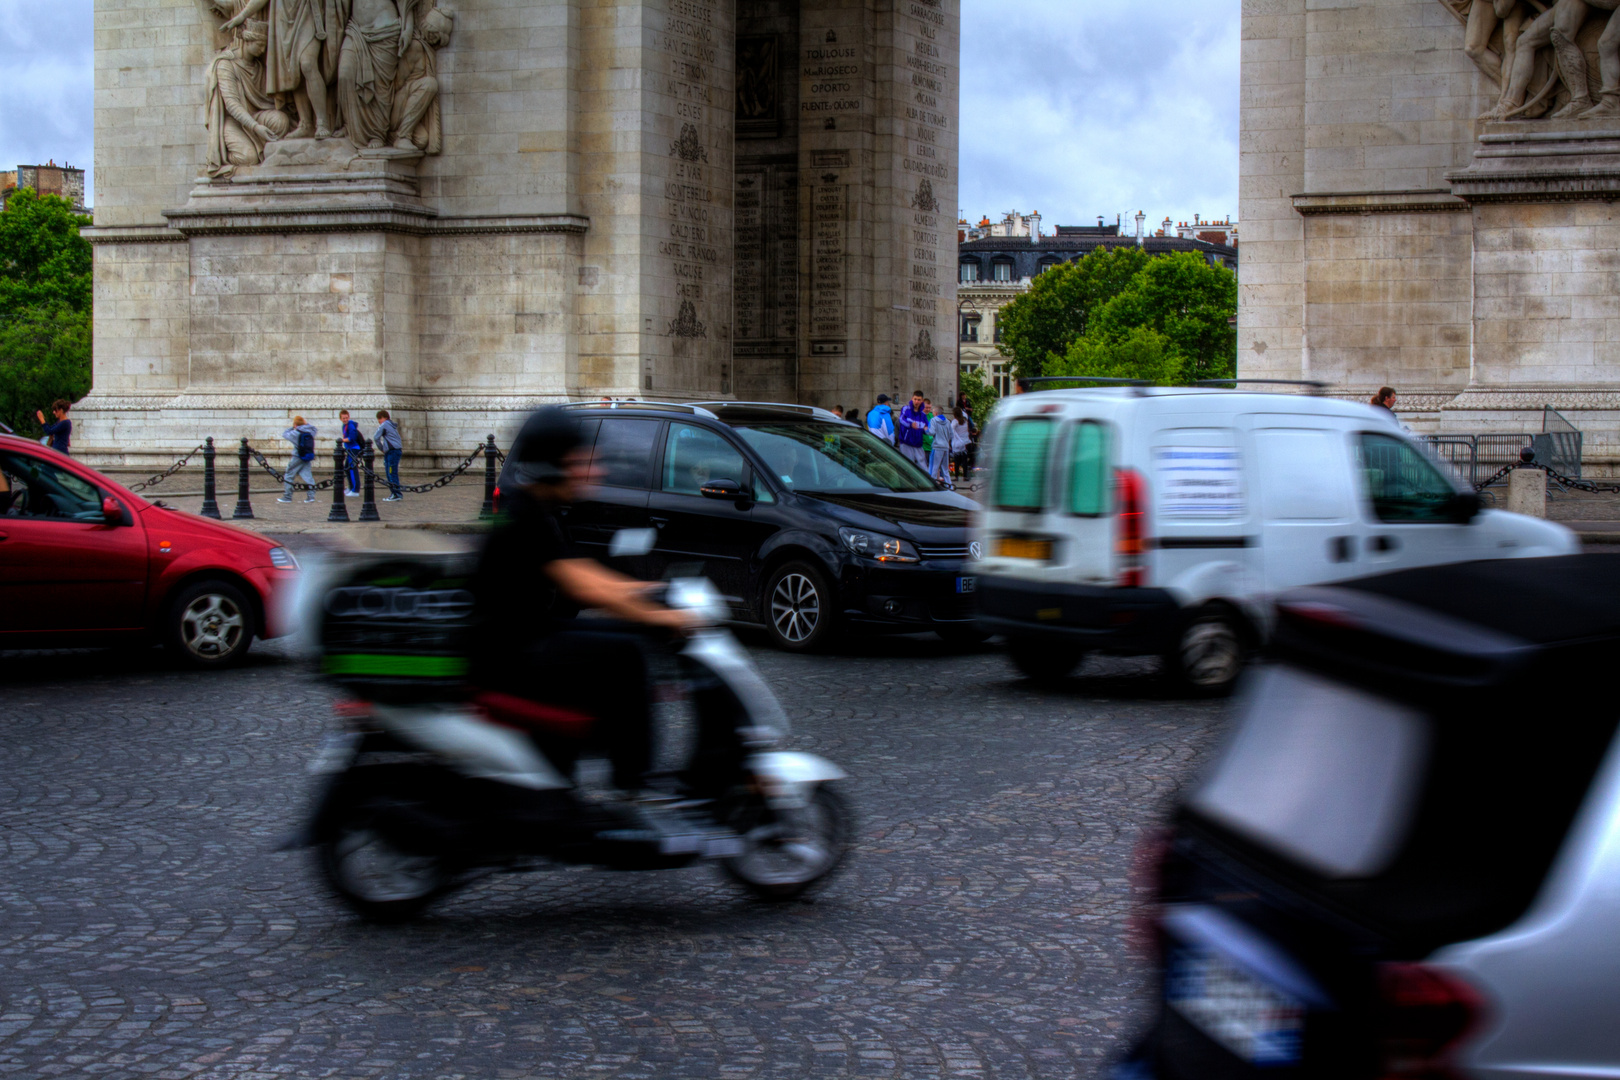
left=0, top=635, right=1229, bottom=1077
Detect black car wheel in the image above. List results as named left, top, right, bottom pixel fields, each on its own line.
left=763, top=561, right=834, bottom=651
left=165, top=579, right=254, bottom=668
left=1161, top=606, right=1246, bottom=698
left=1007, top=638, right=1087, bottom=685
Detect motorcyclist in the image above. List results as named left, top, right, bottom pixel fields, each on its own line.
left=468, top=407, right=699, bottom=796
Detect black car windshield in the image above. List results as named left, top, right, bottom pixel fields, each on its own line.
left=733, top=423, right=935, bottom=493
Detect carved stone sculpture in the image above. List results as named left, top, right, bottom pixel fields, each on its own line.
left=203, top=0, right=452, bottom=171
left=389, top=6, right=452, bottom=152
left=1440, top=0, right=1620, bottom=121
left=203, top=19, right=293, bottom=176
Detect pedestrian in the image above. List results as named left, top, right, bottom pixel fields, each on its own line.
left=896, top=389, right=929, bottom=470
left=1013, top=377, right=1032, bottom=395
left=949, top=405, right=972, bottom=481
left=929, top=403, right=954, bottom=487
left=339, top=409, right=363, bottom=496
left=374, top=410, right=404, bottom=501
left=36, top=399, right=72, bottom=455
left=1371, top=386, right=1397, bottom=413
left=278, top=415, right=319, bottom=503
left=866, top=394, right=896, bottom=444
left=844, top=408, right=860, bottom=423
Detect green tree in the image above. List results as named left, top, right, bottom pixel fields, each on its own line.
left=1047, top=325, right=1186, bottom=387
left=957, top=365, right=1000, bottom=429
left=0, top=189, right=93, bottom=434
left=995, top=245, right=1150, bottom=378
left=1091, top=252, right=1236, bottom=384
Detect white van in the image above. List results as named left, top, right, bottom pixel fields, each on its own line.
left=971, top=387, right=1578, bottom=694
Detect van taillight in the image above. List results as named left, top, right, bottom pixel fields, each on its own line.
left=1114, top=468, right=1147, bottom=588
left=1376, top=963, right=1485, bottom=1079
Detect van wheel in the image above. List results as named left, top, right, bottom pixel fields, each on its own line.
left=1162, top=607, right=1245, bottom=697
left=763, top=561, right=835, bottom=652
left=1007, top=638, right=1087, bottom=686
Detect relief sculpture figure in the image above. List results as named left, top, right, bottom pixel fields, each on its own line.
left=336, top=0, right=413, bottom=149
left=223, top=0, right=345, bottom=139
left=204, top=18, right=293, bottom=176
left=388, top=6, right=452, bottom=152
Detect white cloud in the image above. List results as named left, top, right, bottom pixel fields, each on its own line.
left=0, top=0, right=95, bottom=204
left=958, top=0, right=1240, bottom=233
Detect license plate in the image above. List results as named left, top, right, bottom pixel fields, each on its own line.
left=957, top=576, right=977, bottom=594
left=994, top=536, right=1052, bottom=560
left=1165, top=947, right=1304, bottom=1067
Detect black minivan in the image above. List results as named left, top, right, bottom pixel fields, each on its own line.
left=502, top=401, right=981, bottom=650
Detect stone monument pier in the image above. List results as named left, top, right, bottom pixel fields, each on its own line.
left=84, top=0, right=959, bottom=464
left=1241, top=0, right=1620, bottom=472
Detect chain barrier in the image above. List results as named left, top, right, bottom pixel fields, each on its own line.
left=350, top=442, right=489, bottom=494
left=126, top=444, right=207, bottom=492
left=1472, top=458, right=1620, bottom=494
left=245, top=445, right=338, bottom=491
left=243, top=441, right=490, bottom=494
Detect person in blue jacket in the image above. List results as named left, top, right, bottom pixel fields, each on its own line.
left=36, top=400, right=72, bottom=455
left=339, top=409, right=364, bottom=496
left=896, top=390, right=929, bottom=470
left=865, top=395, right=896, bottom=444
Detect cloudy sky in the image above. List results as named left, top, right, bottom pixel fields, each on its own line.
left=1, top=0, right=1240, bottom=224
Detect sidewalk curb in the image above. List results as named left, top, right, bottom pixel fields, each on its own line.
left=239, top=520, right=493, bottom=535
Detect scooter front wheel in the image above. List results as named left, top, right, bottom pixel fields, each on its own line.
left=722, top=785, right=852, bottom=901
left=319, top=807, right=449, bottom=922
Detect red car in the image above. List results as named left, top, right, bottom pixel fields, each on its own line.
left=0, top=432, right=299, bottom=667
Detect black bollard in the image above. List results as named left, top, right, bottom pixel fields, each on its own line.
left=328, top=439, right=351, bottom=523
left=359, top=439, right=381, bottom=522
left=199, top=437, right=222, bottom=518
left=232, top=437, right=255, bottom=520
left=479, top=432, right=498, bottom=519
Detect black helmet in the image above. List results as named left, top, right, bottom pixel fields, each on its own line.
left=500, top=406, right=585, bottom=487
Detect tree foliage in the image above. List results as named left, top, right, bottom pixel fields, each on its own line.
left=995, top=245, right=1149, bottom=378
left=993, top=246, right=1236, bottom=387
left=957, top=365, right=1000, bottom=430
left=0, top=190, right=93, bottom=434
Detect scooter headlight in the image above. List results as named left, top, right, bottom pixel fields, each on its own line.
left=839, top=528, right=920, bottom=563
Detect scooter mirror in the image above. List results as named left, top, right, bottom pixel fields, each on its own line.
left=609, top=527, right=658, bottom=558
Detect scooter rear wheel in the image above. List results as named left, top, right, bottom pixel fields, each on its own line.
left=722, top=785, right=852, bottom=901
left=319, top=806, right=448, bottom=922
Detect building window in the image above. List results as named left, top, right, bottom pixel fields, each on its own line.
left=960, top=316, right=980, bottom=343
left=992, top=260, right=1013, bottom=282
left=1036, top=259, right=1061, bottom=275
left=992, top=361, right=1011, bottom=397
left=959, top=261, right=980, bottom=283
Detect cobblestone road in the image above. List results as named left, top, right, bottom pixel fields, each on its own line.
left=0, top=636, right=1228, bottom=1079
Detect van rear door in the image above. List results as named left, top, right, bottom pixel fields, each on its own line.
left=980, top=411, right=1117, bottom=586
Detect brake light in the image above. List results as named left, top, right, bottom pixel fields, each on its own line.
left=492, top=485, right=501, bottom=513
left=1376, top=963, right=1486, bottom=1079
left=1115, top=467, right=1147, bottom=587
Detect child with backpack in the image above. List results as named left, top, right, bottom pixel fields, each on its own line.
left=278, top=416, right=319, bottom=503
left=374, top=410, right=404, bottom=501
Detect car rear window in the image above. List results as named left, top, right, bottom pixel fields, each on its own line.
left=1190, top=666, right=1431, bottom=878
left=993, top=418, right=1053, bottom=511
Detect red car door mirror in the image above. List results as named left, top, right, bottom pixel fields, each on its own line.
left=102, top=496, right=123, bottom=526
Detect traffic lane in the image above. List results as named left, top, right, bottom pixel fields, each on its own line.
left=0, top=639, right=1228, bottom=1078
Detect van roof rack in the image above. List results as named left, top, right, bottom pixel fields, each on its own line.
left=690, top=401, right=847, bottom=422
left=1023, top=375, right=1151, bottom=397
left=561, top=400, right=719, bottom=418
left=1194, top=378, right=1329, bottom=396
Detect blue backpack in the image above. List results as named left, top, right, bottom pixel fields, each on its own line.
left=296, top=428, right=315, bottom=461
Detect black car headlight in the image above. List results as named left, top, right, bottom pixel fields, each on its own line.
left=839, top=527, right=919, bottom=563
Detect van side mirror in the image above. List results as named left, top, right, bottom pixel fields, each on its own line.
left=1449, top=490, right=1481, bottom=525
left=102, top=496, right=124, bottom=526
left=700, top=478, right=745, bottom=500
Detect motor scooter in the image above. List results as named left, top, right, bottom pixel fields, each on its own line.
left=283, top=530, right=852, bottom=922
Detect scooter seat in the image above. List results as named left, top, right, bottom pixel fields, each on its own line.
left=471, top=690, right=595, bottom=738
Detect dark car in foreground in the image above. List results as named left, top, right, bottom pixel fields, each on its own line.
left=1120, top=554, right=1620, bottom=1079
left=0, top=433, right=299, bottom=666
left=499, top=401, right=980, bottom=650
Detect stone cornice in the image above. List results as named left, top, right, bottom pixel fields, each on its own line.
left=160, top=204, right=590, bottom=238
left=80, top=225, right=188, bottom=244
left=1291, top=190, right=1470, bottom=215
